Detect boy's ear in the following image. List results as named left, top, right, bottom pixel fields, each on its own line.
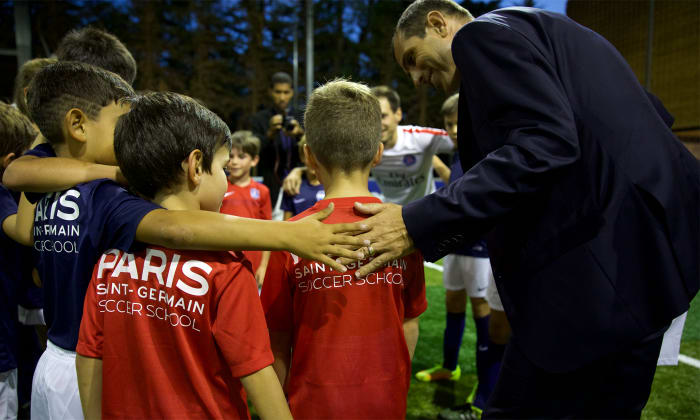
left=303, top=144, right=320, bottom=173
left=64, top=108, right=89, bottom=143
left=185, top=149, right=205, bottom=187
left=371, top=143, right=384, bottom=168
left=251, top=154, right=260, bottom=167
left=1, top=153, right=16, bottom=170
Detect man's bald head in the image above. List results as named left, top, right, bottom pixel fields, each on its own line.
left=395, top=0, right=473, bottom=40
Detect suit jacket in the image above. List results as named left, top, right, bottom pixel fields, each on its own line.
left=403, top=7, right=699, bottom=372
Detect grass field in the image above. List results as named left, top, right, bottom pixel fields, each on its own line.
left=407, top=263, right=700, bottom=419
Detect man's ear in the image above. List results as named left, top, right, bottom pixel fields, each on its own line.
left=64, top=108, right=89, bottom=143
left=426, top=10, right=449, bottom=37
left=1, top=153, right=16, bottom=170
left=372, top=143, right=384, bottom=168
left=185, top=149, right=204, bottom=188
left=396, top=107, right=403, bottom=122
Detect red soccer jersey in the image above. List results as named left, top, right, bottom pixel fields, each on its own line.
left=77, top=247, right=273, bottom=420
left=261, top=196, right=427, bottom=419
left=220, top=180, right=272, bottom=270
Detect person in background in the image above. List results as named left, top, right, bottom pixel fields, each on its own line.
left=281, top=136, right=324, bottom=220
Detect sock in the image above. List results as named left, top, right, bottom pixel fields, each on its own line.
left=442, top=311, right=466, bottom=371
left=474, top=341, right=506, bottom=409
left=474, top=315, right=491, bottom=381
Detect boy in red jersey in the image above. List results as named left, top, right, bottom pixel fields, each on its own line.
left=261, top=79, right=427, bottom=419
left=76, top=93, right=291, bottom=420
left=220, top=131, right=272, bottom=287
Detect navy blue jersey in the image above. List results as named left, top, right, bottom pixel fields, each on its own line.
left=449, top=155, right=489, bottom=258
left=23, top=143, right=57, bottom=204
left=281, top=178, right=325, bottom=217
left=33, top=179, right=159, bottom=350
left=0, top=185, right=20, bottom=371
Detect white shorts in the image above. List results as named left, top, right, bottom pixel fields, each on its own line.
left=485, top=276, right=504, bottom=312
left=657, top=312, right=688, bottom=366
left=442, top=255, right=491, bottom=298
left=31, top=341, right=83, bottom=420
left=0, top=369, right=17, bottom=420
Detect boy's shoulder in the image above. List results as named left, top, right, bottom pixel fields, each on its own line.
left=289, top=196, right=381, bottom=223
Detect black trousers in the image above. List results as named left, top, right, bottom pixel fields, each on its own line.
left=484, top=331, right=665, bottom=419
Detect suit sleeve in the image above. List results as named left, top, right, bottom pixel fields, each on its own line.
left=404, top=21, right=580, bottom=261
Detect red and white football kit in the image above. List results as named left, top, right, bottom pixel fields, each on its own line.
left=261, top=196, right=427, bottom=419
left=220, top=180, right=272, bottom=270
left=77, top=247, right=273, bottom=419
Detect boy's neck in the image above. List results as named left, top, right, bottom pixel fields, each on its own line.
left=321, top=169, right=373, bottom=200
left=152, top=189, right=201, bottom=211
left=229, top=174, right=251, bottom=187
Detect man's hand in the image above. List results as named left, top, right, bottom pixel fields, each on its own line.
left=346, top=202, right=415, bottom=277
left=282, top=167, right=305, bottom=196
left=286, top=203, right=370, bottom=271
left=267, top=114, right=283, bottom=139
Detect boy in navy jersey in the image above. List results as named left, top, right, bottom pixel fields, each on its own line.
left=261, top=80, right=427, bottom=419
left=20, top=62, right=366, bottom=420
left=0, top=102, right=37, bottom=420
left=77, top=92, right=291, bottom=420
left=281, top=136, right=324, bottom=220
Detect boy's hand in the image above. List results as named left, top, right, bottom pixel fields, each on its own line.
left=346, top=202, right=415, bottom=277
left=254, top=265, right=266, bottom=288
left=282, top=167, right=304, bottom=196
left=287, top=203, right=370, bottom=272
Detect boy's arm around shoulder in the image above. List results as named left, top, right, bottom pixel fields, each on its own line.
left=135, top=205, right=368, bottom=272
left=2, top=155, right=124, bottom=193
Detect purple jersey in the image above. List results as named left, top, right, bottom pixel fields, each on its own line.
left=33, top=179, right=159, bottom=350
left=281, top=178, right=325, bottom=217
left=0, top=185, right=20, bottom=371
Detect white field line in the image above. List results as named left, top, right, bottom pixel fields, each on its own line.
left=422, top=262, right=700, bottom=370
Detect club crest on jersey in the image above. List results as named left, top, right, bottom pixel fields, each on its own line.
left=250, top=187, right=260, bottom=200
left=316, top=190, right=326, bottom=201
left=403, top=154, right=417, bottom=166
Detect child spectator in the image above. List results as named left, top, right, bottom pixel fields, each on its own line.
left=13, top=58, right=58, bottom=123
left=220, top=131, right=272, bottom=287
left=261, top=79, right=427, bottom=419
left=419, top=94, right=509, bottom=420
left=280, top=136, right=324, bottom=220
left=19, top=61, right=362, bottom=420
left=76, top=92, right=291, bottom=420
left=0, top=102, right=37, bottom=420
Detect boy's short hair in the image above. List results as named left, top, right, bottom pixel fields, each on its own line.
left=370, top=85, right=401, bottom=113
left=231, top=131, right=261, bottom=157
left=270, top=72, right=293, bottom=88
left=115, top=92, right=233, bottom=200
left=0, top=101, right=37, bottom=158
left=304, top=79, right=381, bottom=172
left=441, top=93, right=459, bottom=116
left=56, top=27, right=137, bottom=85
left=396, top=0, right=473, bottom=40
left=27, top=61, right=135, bottom=145
left=13, top=58, right=58, bottom=119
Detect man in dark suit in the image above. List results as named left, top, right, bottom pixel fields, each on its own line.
left=351, top=0, right=699, bottom=417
